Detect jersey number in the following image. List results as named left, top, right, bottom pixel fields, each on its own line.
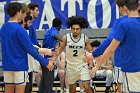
left=73, top=50, right=78, bottom=57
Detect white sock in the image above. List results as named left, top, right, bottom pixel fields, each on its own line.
left=66, top=89, right=69, bottom=93
left=60, top=90, right=64, bottom=93
left=90, top=79, right=93, bottom=87
left=80, top=89, right=84, bottom=93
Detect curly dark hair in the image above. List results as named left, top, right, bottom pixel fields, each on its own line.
left=66, top=16, right=88, bottom=29
left=6, top=2, right=22, bottom=17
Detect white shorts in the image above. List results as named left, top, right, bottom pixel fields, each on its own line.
left=113, top=67, right=128, bottom=92
left=3, top=71, right=28, bottom=85
left=33, top=60, right=40, bottom=72
left=28, top=54, right=34, bottom=72
left=28, top=54, right=40, bottom=72
left=123, top=71, right=140, bottom=92
left=113, top=66, right=123, bottom=84
left=67, top=65, right=91, bottom=84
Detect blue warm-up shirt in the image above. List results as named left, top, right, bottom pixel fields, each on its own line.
left=0, top=22, right=49, bottom=71
left=114, top=17, right=140, bottom=72
left=43, top=27, right=59, bottom=59
left=28, top=25, right=38, bottom=45
left=92, top=16, right=128, bottom=67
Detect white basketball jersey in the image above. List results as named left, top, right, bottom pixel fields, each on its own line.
left=65, top=33, right=87, bottom=70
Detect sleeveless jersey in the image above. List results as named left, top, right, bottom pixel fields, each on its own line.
left=65, top=33, right=87, bottom=70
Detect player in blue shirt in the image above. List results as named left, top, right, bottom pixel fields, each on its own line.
left=87, top=0, right=140, bottom=92
left=22, top=13, right=53, bottom=93
left=85, top=0, right=128, bottom=92
left=25, top=3, right=41, bottom=93
left=0, top=2, right=54, bottom=93
left=38, top=18, right=62, bottom=93
left=28, top=3, right=40, bottom=46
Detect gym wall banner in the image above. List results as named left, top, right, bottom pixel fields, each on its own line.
left=0, top=0, right=119, bottom=30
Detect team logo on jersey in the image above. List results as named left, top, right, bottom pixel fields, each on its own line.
left=69, top=45, right=83, bottom=49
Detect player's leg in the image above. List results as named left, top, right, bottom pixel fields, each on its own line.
left=59, top=69, right=65, bottom=93
left=5, top=84, right=15, bottom=93
left=79, top=81, right=84, bottom=93
left=69, top=83, right=76, bottom=93
left=15, top=71, right=28, bottom=93
left=15, top=85, right=26, bottom=93
left=81, top=65, right=92, bottom=93
left=113, top=67, right=123, bottom=93
left=104, top=70, right=113, bottom=93
left=67, top=70, right=79, bottom=93
left=3, top=71, right=15, bottom=93
left=65, top=73, right=69, bottom=93
left=82, top=80, right=92, bottom=93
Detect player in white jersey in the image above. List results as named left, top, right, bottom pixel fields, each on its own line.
left=57, top=16, right=92, bottom=93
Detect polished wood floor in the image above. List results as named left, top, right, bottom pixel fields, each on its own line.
left=0, top=82, right=118, bottom=93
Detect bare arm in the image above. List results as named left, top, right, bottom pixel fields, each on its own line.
left=90, top=39, right=120, bottom=77
left=57, top=52, right=66, bottom=70
left=82, top=37, right=92, bottom=64
left=60, top=52, right=66, bottom=63
left=96, top=39, right=120, bottom=68
left=54, top=34, right=62, bottom=42
left=57, top=35, right=67, bottom=56
left=85, top=37, right=92, bottom=52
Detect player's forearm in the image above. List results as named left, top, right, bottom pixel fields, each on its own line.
left=61, top=60, right=65, bottom=64
left=87, top=45, right=92, bottom=52
left=101, top=65, right=112, bottom=70
left=96, top=47, right=114, bottom=69
left=57, top=47, right=64, bottom=57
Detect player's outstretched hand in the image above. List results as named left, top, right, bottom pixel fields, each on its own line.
left=83, top=52, right=94, bottom=63
left=45, top=48, right=53, bottom=56
left=90, top=66, right=99, bottom=78
left=38, top=48, right=53, bottom=56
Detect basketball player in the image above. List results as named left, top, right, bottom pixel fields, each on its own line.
left=84, top=0, right=128, bottom=92
left=25, top=3, right=41, bottom=93
left=0, top=2, right=54, bottom=93
left=57, top=16, right=92, bottom=93
left=86, top=0, right=140, bottom=92
left=56, top=41, right=69, bottom=93
left=21, top=14, right=53, bottom=55
left=38, top=18, right=62, bottom=93
left=90, top=40, right=113, bottom=93
left=20, top=3, right=29, bottom=23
